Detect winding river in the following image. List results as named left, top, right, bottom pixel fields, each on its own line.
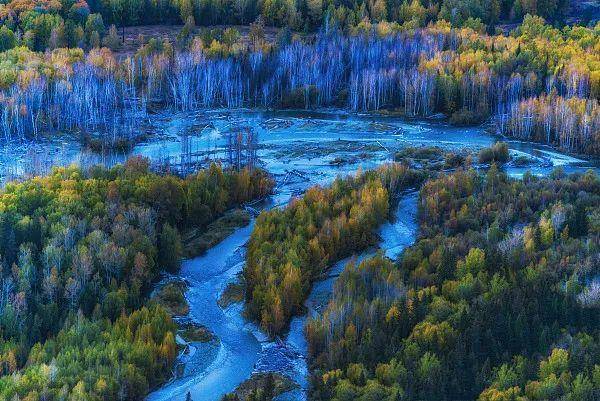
left=1, top=109, right=597, bottom=401
left=143, top=110, right=597, bottom=401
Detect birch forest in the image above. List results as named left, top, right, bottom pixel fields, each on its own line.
left=0, top=14, right=598, bottom=154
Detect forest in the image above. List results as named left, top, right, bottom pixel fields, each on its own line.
left=305, top=167, right=600, bottom=401
left=0, top=158, right=273, bottom=400
left=0, top=0, right=577, bottom=50
left=0, top=0, right=598, bottom=400
left=244, top=163, right=424, bottom=334
left=0, top=14, right=597, bottom=154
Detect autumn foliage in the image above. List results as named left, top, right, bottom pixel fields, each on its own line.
left=244, top=163, right=423, bottom=334
left=307, top=167, right=600, bottom=401
left=0, top=159, right=273, bottom=400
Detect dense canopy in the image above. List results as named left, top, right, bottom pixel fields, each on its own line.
left=307, top=168, right=600, bottom=401
left=0, top=159, right=273, bottom=400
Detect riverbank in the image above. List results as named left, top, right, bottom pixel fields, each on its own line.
left=182, top=209, right=252, bottom=258
left=140, top=109, right=599, bottom=401
left=2, top=109, right=597, bottom=186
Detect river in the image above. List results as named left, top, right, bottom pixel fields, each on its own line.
left=0, top=109, right=596, bottom=182
left=1, top=109, right=596, bottom=401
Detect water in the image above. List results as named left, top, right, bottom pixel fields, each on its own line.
left=274, top=192, right=420, bottom=401
left=147, top=222, right=260, bottom=401
left=1, top=109, right=597, bottom=182
left=1, top=109, right=597, bottom=401
left=148, top=192, right=419, bottom=401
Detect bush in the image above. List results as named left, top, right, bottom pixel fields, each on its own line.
left=449, top=108, right=486, bottom=126
left=478, top=142, right=510, bottom=164
left=158, top=223, right=183, bottom=272
left=0, top=26, right=17, bottom=52
left=280, top=85, right=319, bottom=108
left=102, top=25, right=121, bottom=50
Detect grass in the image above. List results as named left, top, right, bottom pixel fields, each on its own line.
left=328, top=152, right=372, bottom=166
left=218, top=278, right=245, bottom=308
left=182, top=209, right=251, bottom=258
left=153, top=282, right=189, bottom=316
left=395, top=146, right=446, bottom=161
left=512, top=155, right=536, bottom=166
left=223, top=372, right=297, bottom=401
left=395, top=145, right=471, bottom=170
left=275, top=140, right=383, bottom=160
left=180, top=323, right=216, bottom=343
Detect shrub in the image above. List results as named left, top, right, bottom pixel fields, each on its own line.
left=478, top=142, right=509, bottom=164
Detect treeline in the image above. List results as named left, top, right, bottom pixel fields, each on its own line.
left=500, top=94, right=600, bottom=155
left=306, top=167, right=600, bottom=400
left=92, top=0, right=571, bottom=31
left=244, top=163, right=424, bottom=334
left=0, top=0, right=574, bottom=51
left=0, top=17, right=598, bottom=154
left=0, top=158, right=273, bottom=400
left=0, top=0, right=119, bottom=51
left=90, top=0, right=571, bottom=30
